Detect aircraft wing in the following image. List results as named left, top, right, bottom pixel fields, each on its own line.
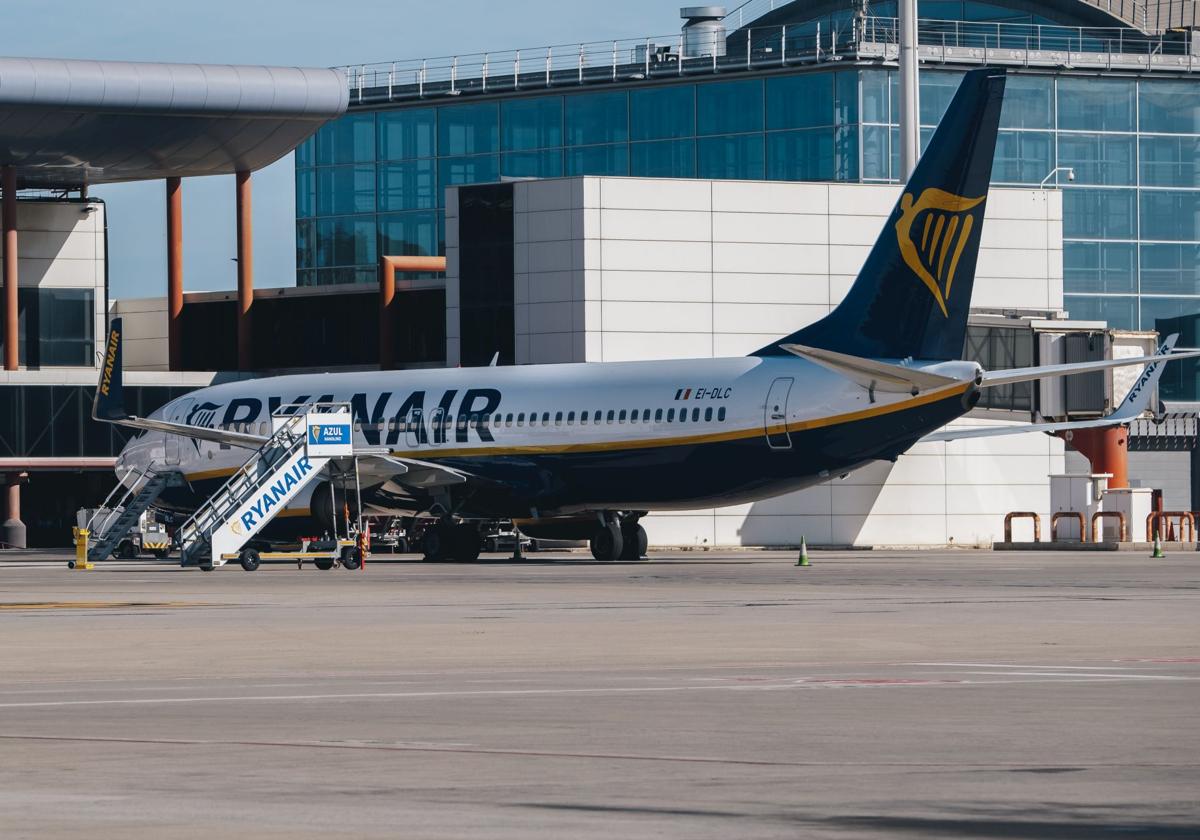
left=779, top=343, right=964, bottom=393
left=923, top=334, right=1179, bottom=443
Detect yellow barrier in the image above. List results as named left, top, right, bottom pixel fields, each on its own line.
left=69, top=527, right=94, bottom=570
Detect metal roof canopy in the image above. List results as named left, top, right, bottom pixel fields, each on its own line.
left=0, top=57, right=348, bottom=188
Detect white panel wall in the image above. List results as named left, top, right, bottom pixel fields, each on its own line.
left=0, top=200, right=107, bottom=368
left=110, top=296, right=169, bottom=371
left=445, top=176, right=1067, bottom=546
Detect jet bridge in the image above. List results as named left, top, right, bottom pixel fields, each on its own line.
left=178, top=403, right=366, bottom=571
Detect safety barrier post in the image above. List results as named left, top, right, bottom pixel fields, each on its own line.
left=1003, top=511, right=1041, bottom=543
left=1051, top=511, right=1087, bottom=543
left=1147, top=511, right=1196, bottom=542
left=1091, top=511, right=1127, bottom=543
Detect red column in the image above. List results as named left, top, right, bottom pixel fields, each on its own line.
left=3, top=167, right=17, bottom=371
left=235, top=170, right=253, bottom=370
left=2, top=472, right=25, bottom=549
left=166, top=177, right=184, bottom=370
left=379, top=256, right=396, bottom=371
left=1063, top=426, right=1129, bottom=489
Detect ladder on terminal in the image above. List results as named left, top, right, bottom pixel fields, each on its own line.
left=86, top=467, right=181, bottom=562
left=177, top=405, right=343, bottom=569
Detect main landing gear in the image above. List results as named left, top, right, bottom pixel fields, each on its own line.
left=590, top=515, right=648, bottom=562
left=422, top=521, right=482, bottom=563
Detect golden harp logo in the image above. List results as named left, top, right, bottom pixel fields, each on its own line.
left=231, top=520, right=245, bottom=536
left=309, top=425, right=321, bottom=444
left=895, top=188, right=985, bottom=317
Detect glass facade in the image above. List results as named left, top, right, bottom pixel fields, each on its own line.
left=0, top=288, right=95, bottom=367
left=298, top=62, right=1200, bottom=397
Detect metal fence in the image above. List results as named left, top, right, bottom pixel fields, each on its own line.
left=344, top=15, right=1195, bottom=105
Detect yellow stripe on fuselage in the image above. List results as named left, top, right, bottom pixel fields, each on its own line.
left=180, top=382, right=970, bottom=480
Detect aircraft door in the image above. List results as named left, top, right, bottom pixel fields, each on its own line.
left=164, top=398, right=193, bottom=465
left=764, top=377, right=794, bottom=450
left=405, top=408, right=424, bottom=448
left=428, top=407, right=445, bottom=446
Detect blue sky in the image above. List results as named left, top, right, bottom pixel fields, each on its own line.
left=11, top=0, right=677, bottom=298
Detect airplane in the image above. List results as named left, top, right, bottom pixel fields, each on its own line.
left=93, top=67, right=1200, bottom=565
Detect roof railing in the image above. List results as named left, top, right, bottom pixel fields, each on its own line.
left=344, top=15, right=1194, bottom=106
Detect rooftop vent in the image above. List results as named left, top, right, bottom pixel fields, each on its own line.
left=681, top=6, right=727, bottom=59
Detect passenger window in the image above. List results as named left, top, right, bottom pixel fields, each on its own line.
left=718, top=406, right=726, bottom=422
left=655, top=409, right=663, bottom=422
left=629, top=410, right=638, bottom=424
left=542, top=412, right=550, bottom=426
left=555, top=412, right=563, bottom=426
left=705, top=407, right=713, bottom=422
left=567, top=411, right=575, bottom=424
left=506, top=413, right=514, bottom=426
left=641, top=410, right=650, bottom=422
left=667, top=408, right=675, bottom=422
left=580, top=412, right=588, bottom=425
left=679, top=410, right=687, bottom=424
left=692, top=408, right=700, bottom=422
left=618, top=410, right=627, bottom=423
left=607, top=410, right=615, bottom=424
left=517, top=413, right=525, bottom=426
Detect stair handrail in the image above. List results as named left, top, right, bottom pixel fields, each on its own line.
left=85, top=466, right=153, bottom=538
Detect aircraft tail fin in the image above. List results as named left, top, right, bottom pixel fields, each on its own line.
left=753, top=67, right=1006, bottom=361
left=93, top=318, right=130, bottom=422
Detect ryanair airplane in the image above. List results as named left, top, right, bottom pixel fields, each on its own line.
left=93, top=68, right=1199, bottom=563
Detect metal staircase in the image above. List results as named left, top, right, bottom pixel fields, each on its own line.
left=177, top=406, right=343, bottom=569
left=86, top=468, right=179, bottom=562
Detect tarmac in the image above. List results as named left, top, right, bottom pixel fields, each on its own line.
left=0, top=548, right=1197, bottom=839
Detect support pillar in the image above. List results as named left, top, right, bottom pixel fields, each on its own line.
left=3, top=166, right=17, bottom=371
left=235, top=170, right=253, bottom=370
left=2, top=472, right=26, bottom=549
left=898, top=0, right=921, bottom=179
left=1063, top=426, right=1129, bottom=489
left=166, top=176, right=183, bottom=370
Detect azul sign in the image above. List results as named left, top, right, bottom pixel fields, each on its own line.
left=306, top=411, right=354, bottom=457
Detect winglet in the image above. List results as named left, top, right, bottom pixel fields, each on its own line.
left=92, top=318, right=129, bottom=422
left=1108, top=333, right=1178, bottom=421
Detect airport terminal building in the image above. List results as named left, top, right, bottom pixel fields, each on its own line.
left=4, top=0, right=1200, bottom=547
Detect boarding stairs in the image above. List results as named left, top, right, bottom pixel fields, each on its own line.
left=86, top=467, right=181, bottom=562
left=177, top=404, right=348, bottom=569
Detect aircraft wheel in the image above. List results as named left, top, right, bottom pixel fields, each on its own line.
left=239, top=549, right=261, bottom=572
left=314, top=557, right=335, bottom=571
left=451, top=524, right=482, bottom=563
left=199, top=562, right=214, bottom=572
left=340, top=546, right=362, bottom=570
left=590, top=522, right=623, bottom=562
left=422, top=527, right=449, bottom=562
left=620, top=523, right=649, bottom=561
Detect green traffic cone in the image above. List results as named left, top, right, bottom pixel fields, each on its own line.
left=1152, top=531, right=1164, bottom=559
left=796, top=537, right=810, bottom=567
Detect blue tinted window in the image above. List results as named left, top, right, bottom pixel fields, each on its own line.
left=766, top=74, right=833, bottom=131
left=295, top=138, right=315, bottom=168
left=378, top=108, right=436, bottom=160
left=1063, top=242, right=1136, bottom=294
left=438, top=155, right=499, bottom=199
left=697, top=134, right=764, bottom=180
left=1140, top=136, right=1200, bottom=188
left=316, top=165, right=376, bottom=216
left=920, top=71, right=964, bottom=126
left=1058, top=78, right=1135, bottom=132
left=1140, top=296, right=1200, bottom=331
left=1057, top=134, right=1135, bottom=186
left=767, top=128, right=836, bottom=181
left=296, top=170, right=315, bottom=218
left=1140, top=79, right=1200, bottom=134
left=992, top=131, right=1052, bottom=184
left=1141, top=191, right=1200, bottom=242
left=1062, top=189, right=1136, bottom=239
left=834, top=70, right=859, bottom=126
left=999, top=75, right=1053, bottom=129
left=565, top=92, right=628, bottom=146
left=697, top=80, right=763, bottom=136
left=565, top=144, right=628, bottom=176
left=316, top=113, right=376, bottom=165
left=862, top=125, right=891, bottom=180
left=630, top=85, right=694, bottom=141
left=501, top=150, right=563, bottom=178
left=630, top=140, right=695, bottom=178
left=378, top=160, right=437, bottom=211
left=861, top=69, right=893, bottom=124
left=316, top=216, right=377, bottom=267
left=1142, top=244, right=1200, bottom=295
left=502, top=97, right=562, bottom=151
left=379, top=211, right=440, bottom=258
left=296, top=219, right=314, bottom=269
left=439, top=103, right=499, bottom=156
left=1063, top=295, right=1136, bottom=330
